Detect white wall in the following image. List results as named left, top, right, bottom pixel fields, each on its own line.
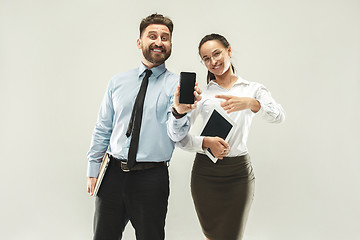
left=0, top=0, right=359, bottom=239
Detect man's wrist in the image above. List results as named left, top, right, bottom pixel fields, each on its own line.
left=172, top=107, right=187, bottom=119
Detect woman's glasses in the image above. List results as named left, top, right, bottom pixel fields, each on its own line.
left=201, top=50, right=223, bottom=65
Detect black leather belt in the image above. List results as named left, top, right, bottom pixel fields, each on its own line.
left=109, top=155, right=168, bottom=172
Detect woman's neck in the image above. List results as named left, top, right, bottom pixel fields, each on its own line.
left=214, top=68, right=237, bottom=90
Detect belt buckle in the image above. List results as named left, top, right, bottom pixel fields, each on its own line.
left=120, top=162, right=130, bottom=172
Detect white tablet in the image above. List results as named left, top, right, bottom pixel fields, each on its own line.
left=93, top=153, right=110, bottom=196
left=200, top=105, right=236, bottom=163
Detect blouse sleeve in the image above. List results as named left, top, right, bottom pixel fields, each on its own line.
left=175, top=99, right=205, bottom=152
left=255, top=84, right=285, bottom=123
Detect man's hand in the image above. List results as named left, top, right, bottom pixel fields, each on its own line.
left=87, top=177, right=97, bottom=196
left=173, top=82, right=202, bottom=114
left=202, top=137, right=230, bottom=159
left=215, top=95, right=260, bottom=113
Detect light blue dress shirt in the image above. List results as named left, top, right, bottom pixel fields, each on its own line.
left=87, top=63, right=190, bottom=177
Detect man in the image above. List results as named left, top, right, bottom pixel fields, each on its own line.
left=86, top=13, right=200, bottom=240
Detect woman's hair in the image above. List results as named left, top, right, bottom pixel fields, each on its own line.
left=139, top=13, right=173, bottom=38
left=198, top=33, right=235, bottom=84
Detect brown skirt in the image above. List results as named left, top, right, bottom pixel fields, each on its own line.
left=191, top=153, right=255, bottom=240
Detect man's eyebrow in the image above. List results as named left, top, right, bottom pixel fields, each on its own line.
left=160, top=32, right=170, bottom=37
left=147, top=31, right=170, bottom=36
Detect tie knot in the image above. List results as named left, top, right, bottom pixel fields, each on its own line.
left=144, top=69, right=152, bottom=78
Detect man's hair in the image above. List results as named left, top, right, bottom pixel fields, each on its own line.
left=139, top=13, right=173, bottom=37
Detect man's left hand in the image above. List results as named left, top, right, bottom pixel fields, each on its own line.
left=173, top=82, right=202, bottom=114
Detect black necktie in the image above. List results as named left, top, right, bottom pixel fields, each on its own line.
left=126, top=69, right=152, bottom=169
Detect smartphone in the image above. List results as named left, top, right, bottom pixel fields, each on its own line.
left=179, top=72, right=196, bottom=104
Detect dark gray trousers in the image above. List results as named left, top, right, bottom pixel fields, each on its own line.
left=93, top=159, right=169, bottom=240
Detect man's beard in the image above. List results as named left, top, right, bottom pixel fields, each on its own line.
left=142, top=44, right=171, bottom=66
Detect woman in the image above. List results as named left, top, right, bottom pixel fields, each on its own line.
left=174, top=33, right=285, bottom=240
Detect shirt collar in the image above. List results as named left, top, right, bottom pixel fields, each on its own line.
left=233, top=76, right=250, bottom=85
left=207, top=75, right=250, bottom=89
left=138, top=62, right=167, bottom=79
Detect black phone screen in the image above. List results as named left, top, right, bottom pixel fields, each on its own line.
left=179, top=72, right=196, bottom=104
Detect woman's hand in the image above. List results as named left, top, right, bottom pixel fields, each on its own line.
left=215, top=95, right=260, bottom=113
left=202, top=137, right=230, bottom=159
left=173, top=82, right=202, bottom=114
left=87, top=177, right=97, bottom=196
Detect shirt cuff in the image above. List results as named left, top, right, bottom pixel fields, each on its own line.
left=87, top=160, right=101, bottom=178
left=193, top=136, right=205, bottom=152
left=171, top=113, right=188, bottom=126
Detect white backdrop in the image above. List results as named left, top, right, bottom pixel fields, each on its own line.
left=1, top=0, right=359, bottom=239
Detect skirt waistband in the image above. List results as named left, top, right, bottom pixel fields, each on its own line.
left=196, top=153, right=250, bottom=165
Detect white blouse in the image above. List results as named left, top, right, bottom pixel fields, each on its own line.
left=176, top=76, right=285, bottom=157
